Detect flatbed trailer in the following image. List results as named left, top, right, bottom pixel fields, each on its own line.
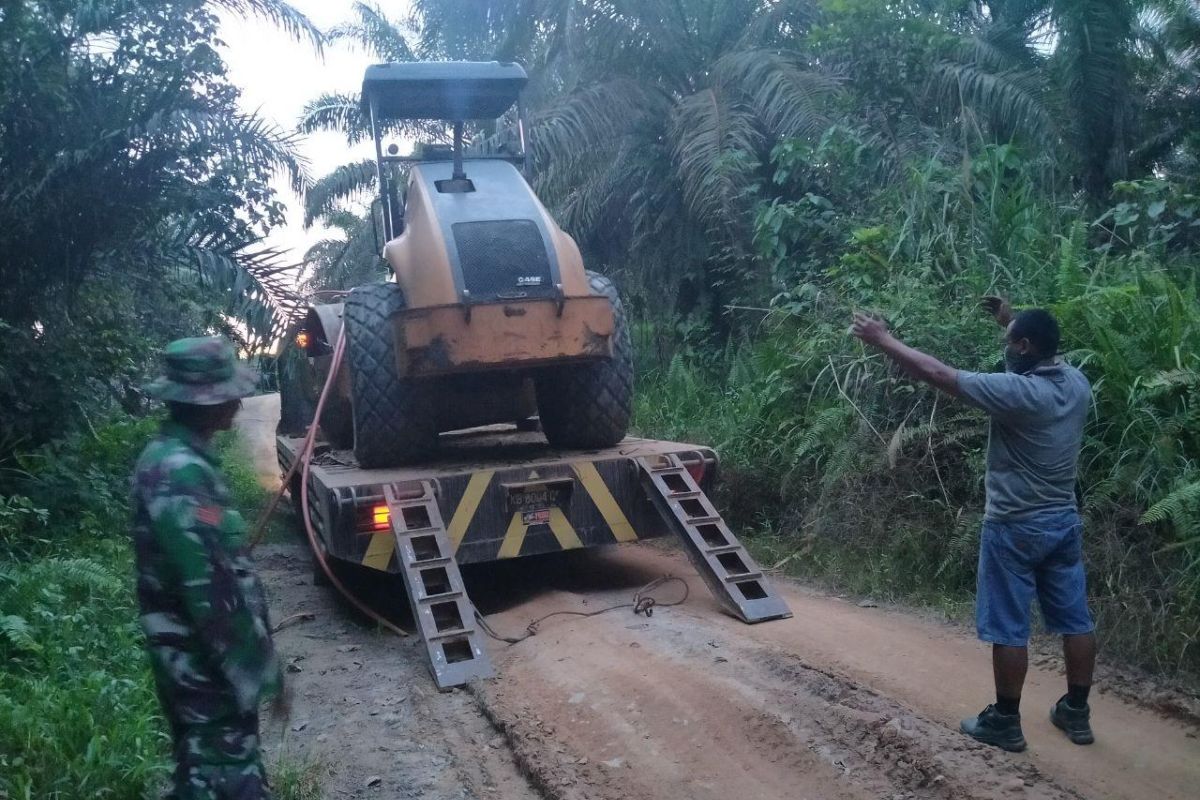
left=278, top=426, right=791, bottom=689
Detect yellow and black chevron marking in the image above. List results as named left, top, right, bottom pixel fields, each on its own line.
left=353, top=458, right=648, bottom=571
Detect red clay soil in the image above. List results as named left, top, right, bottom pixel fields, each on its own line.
left=238, top=394, right=1199, bottom=800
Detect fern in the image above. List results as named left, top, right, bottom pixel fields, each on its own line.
left=936, top=511, right=982, bottom=579
left=0, top=614, right=41, bottom=653
left=1056, top=220, right=1087, bottom=301
left=1140, top=479, right=1200, bottom=529
left=27, top=557, right=122, bottom=594
left=794, top=406, right=853, bottom=462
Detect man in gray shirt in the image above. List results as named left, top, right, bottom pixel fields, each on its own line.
left=851, top=300, right=1096, bottom=752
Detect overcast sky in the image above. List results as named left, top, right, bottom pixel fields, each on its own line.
left=217, top=1, right=414, bottom=262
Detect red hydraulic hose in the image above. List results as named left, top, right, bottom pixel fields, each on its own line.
left=250, top=328, right=408, bottom=637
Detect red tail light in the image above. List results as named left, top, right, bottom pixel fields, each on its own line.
left=372, top=504, right=390, bottom=530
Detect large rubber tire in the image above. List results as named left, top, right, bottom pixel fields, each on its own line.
left=344, top=283, right=437, bottom=468
left=535, top=272, right=634, bottom=449
left=276, top=340, right=317, bottom=437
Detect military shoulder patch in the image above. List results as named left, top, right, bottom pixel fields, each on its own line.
left=195, top=505, right=223, bottom=527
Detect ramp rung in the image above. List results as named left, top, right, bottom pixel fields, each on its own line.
left=384, top=483, right=495, bottom=690
left=426, top=626, right=476, bottom=641
left=409, top=556, right=453, bottom=568
left=417, top=588, right=464, bottom=602
left=638, top=455, right=792, bottom=625
left=724, top=571, right=764, bottom=583
left=394, top=525, right=439, bottom=536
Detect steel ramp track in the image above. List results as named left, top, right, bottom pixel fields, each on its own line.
left=383, top=482, right=495, bottom=690
left=638, top=454, right=792, bottom=624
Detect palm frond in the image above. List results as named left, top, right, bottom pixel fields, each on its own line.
left=531, top=79, right=671, bottom=168
left=669, top=85, right=762, bottom=231
left=160, top=222, right=302, bottom=348
left=299, top=92, right=371, bottom=143
left=329, top=1, right=415, bottom=61
left=304, top=160, right=379, bottom=227
left=930, top=59, right=1053, bottom=141
left=73, top=1, right=322, bottom=47
left=214, top=0, right=324, bottom=48
left=716, top=49, right=837, bottom=141
left=194, top=111, right=311, bottom=195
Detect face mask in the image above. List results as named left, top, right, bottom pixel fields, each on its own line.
left=1005, top=346, right=1041, bottom=375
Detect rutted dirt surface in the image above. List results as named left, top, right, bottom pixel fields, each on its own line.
left=470, top=546, right=1200, bottom=800
left=238, top=395, right=1200, bottom=800
left=256, top=545, right=540, bottom=799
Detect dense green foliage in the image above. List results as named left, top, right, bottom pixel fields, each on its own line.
left=634, top=148, right=1200, bottom=674
left=0, top=416, right=318, bottom=799
left=0, top=1, right=316, bottom=453
left=391, top=0, right=1200, bottom=676
left=0, top=417, right=164, bottom=797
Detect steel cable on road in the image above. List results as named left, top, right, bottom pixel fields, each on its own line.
left=473, top=575, right=690, bottom=645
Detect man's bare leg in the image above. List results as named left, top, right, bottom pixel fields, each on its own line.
left=960, top=644, right=1028, bottom=750
left=993, top=644, right=1028, bottom=714
left=1063, top=632, right=1096, bottom=691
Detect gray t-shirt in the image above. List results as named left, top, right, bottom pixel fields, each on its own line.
left=956, top=362, right=1091, bottom=520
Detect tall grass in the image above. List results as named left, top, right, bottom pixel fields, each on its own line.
left=632, top=148, right=1200, bottom=681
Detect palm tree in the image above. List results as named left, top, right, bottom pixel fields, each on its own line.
left=414, top=0, right=836, bottom=320
left=927, top=1, right=1199, bottom=198
left=0, top=0, right=321, bottom=347
left=298, top=3, right=420, bottom=224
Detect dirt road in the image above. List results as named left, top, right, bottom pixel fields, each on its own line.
left=237, top=394, right=1200, bottom=800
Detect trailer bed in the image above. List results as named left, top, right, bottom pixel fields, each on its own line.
left=277, top=424, right=792, bottom=690
left=277, top=426, right=717, bottom=567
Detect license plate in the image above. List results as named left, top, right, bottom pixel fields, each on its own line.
left=505, top=478, right=574, bottom=518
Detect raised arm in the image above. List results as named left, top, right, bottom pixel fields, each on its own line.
left=850, top=312, right=961, bottom=397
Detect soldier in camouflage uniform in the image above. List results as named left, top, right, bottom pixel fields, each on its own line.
left=133, top=337, right=283, bottom=800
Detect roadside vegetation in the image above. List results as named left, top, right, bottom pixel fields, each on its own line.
left=0, top=2, right=320, bottom=797
left=380, top=0, right=1199, bottom=680
left=0, top=418, right=320, bottom=798
left=2, top=1, right=1199, bottom=796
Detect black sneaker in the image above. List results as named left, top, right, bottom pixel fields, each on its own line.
left=960, top=704, right=1027, bottom=752
left=1050, top=695, right=1094, bottom=744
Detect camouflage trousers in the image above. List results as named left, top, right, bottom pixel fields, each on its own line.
left=161, top=706, right=270, bottom=800
left=148, top=644, right=272, bottom=800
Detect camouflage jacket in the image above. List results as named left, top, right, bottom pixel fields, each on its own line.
left=131, top=421, right=281, bottom=720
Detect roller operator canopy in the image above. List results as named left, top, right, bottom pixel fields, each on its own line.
left=362, top=61, right=528, bottom=121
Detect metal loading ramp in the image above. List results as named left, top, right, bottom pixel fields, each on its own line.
left=381, top=450, right=790, bottom=691
left=383, top=483, right=495, bottom=690
left=638, top=454, right=792, bottom=624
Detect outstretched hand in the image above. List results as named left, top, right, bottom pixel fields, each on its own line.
left=850, top=311, right=892, bottom=347
left=981, top=295, right=1013, bottom=328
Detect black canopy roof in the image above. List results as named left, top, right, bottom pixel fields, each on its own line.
left=362, top=61, right=528, bottom=121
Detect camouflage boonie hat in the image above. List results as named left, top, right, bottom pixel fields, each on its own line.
left=145, top=336, right=257, bottom=405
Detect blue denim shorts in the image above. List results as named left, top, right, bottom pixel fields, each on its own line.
left=976, top=508, right=1095, bottom=646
